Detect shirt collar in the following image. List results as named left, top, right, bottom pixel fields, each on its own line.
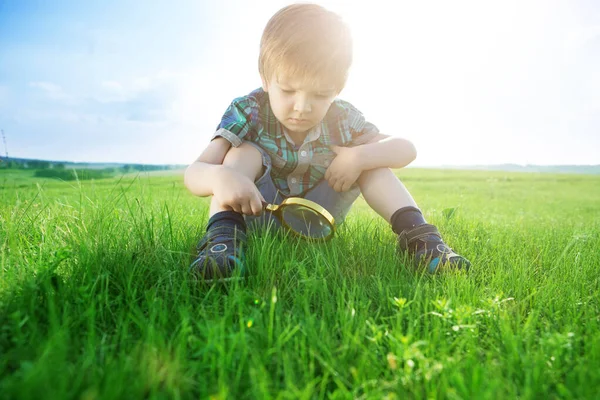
left=282, top=123, right=323, bottom=146
left=307, top=123, right=323, bottom=142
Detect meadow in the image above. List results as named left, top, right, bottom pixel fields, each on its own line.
left=1, top=168, right=599, bottom=399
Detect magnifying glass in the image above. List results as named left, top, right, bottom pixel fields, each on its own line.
left=263, top=198, right=335, bottom=241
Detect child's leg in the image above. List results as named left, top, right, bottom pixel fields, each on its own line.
left=357, top=167, right=417, bottom=222
left=357, top=168, right=470, bottom=272
left=191, top=142, right=266, bottom=281
left=303, top=179, right=361, bottom=226
left=357, top=167, right=428, bottom=236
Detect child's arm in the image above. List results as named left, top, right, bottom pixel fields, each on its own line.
left=325, top=134, right=417, bottom=192
left=184, top=138, right=265, bottom=216
left=184, top=138, right=232, bottom=197
left=353, top=134, right=417, bottom=170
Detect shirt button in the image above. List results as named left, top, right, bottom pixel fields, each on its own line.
left=291, top=178, right=297, bottom=184
left=300, top=151, right=307, bottom=157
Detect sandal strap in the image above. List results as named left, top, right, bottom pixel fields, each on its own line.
left=397, top=224, right=441, bottom=251
left=196, top=225, right=247, bottom=252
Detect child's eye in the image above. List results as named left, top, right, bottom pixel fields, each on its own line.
left=281, top=89, right=294, bottom=94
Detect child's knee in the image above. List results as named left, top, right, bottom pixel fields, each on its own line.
left=224, top=142, right=262, bottom=162
left=358, top=167, right=392, bottom=183
left=222, top=142, right=266, bottom=180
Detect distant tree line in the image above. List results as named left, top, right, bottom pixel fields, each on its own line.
left=1, top=157, right=182, bottom=172
left=0, top=157, right=186, bottom=181
left=119, top=164, right=178, bottom=172
left=0, top=159, right=66, bottom=169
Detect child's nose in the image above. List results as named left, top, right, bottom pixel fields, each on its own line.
left=293, top=96, right=312, bottom=113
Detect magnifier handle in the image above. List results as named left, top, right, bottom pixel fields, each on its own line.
left=262, top=201, right=279, bottom=212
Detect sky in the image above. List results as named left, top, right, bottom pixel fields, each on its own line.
left=0, top=0, right=599, bottom=166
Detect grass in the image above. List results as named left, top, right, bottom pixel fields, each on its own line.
left=1, top=168, right=599, bottom=399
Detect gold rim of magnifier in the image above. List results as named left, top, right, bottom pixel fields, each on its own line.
left=265, top=197, right=336, bottom=240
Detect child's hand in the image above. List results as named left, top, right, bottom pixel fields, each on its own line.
left=325, top=145, right=364, bottom=192
left=213, top=167, right=266, bottom=216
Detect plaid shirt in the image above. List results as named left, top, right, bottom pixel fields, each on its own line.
left=212, top=88, right=379, bottom=196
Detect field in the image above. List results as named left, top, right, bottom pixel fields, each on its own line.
left=1, top=168, right=599, bottom=399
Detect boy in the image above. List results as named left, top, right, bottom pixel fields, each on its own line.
left=184, top=4, right=470, bottom=280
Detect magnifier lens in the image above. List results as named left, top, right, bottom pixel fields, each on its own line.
left=280, top=204, right=333, bottom=239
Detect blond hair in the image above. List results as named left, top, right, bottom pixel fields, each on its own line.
left=259, top=3, right=353, bottom=92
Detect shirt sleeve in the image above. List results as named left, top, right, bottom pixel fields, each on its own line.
left=212, top=98, right=258, bottom=147
left=346, top=104, right=380, bottom=146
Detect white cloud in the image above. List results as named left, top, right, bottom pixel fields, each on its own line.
left=29, top=81, right=70, bottom=100
left=565, top=25, right=600, bottom=49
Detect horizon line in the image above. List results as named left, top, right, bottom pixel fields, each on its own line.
left=2, top=155, right=599, bottom=168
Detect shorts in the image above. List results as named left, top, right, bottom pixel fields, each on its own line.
left=243, top=141, right=361, bottom=231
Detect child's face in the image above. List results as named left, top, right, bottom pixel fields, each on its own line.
left=262, top=74, right=338, bottom=136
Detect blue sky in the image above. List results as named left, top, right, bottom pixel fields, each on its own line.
left=1, top=0, right=599, bottom=166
